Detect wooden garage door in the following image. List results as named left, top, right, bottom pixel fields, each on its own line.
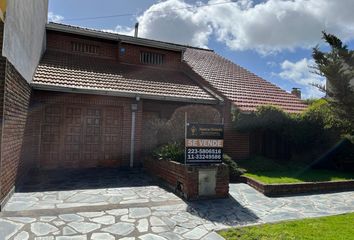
left=40, top=104, right=123, bottom=169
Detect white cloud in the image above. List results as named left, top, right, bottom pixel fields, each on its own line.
left=103, top=25, right=134, bottom=36
left=279, top=58, right=325, bottom=99
left=267, top=61, right=277, bottom=68
left=107, top=0, right=354, bottom=54
left=48, top=12, right=64, bottom=23
left=135, top=0, right=212, bottom=47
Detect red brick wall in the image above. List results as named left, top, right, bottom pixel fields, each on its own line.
left=46, top=31, right=182, bottom=69
left=119, top=42, right=181, bottom=68
left=47, top=31, right=118, bottom=60
left=0, top=23, right=6, bottom=159
left=224, top=131, right=250, bottom=159
left=0, top=62, right=32, bottom=201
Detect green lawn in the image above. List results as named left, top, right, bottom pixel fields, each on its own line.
left=238, top=157, right=354, bottom=184
left=220, top=213, right=354, bottom=240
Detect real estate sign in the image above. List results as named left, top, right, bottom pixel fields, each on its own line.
left=185, top=123, right=224, bottom=164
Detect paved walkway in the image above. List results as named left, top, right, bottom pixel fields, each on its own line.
left=1, top=171, right=354, bottom=240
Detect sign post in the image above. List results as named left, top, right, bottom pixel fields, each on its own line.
left=185, top=123, right=224, bottom=164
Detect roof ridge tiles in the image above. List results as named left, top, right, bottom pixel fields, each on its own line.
left=47, top=22, right=213, bottom=52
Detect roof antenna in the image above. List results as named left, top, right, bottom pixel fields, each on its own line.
left=134, top=22, right=139, bottom=37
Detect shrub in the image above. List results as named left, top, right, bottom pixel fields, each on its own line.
left=233, top=105, right=289, bottom=133
left=153, top=142, right=184, bottom=163
left=232, top=102, right=351, bottom=165
left=223, top=154, right=245, bottom=180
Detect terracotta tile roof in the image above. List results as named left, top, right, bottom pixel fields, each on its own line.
left=33, top=50, right=216, bottom=103
left=184, top=48, right=308, bottom=113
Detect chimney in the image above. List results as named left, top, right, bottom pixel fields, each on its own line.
left=134, top=22, right=139, bottom=37
left=291, top=88, right=301, bottom=99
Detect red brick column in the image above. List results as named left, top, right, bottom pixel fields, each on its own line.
left=144, top=158, right=229, bottom=200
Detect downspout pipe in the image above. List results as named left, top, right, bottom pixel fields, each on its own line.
left=130, top=97, right=139, bottom=168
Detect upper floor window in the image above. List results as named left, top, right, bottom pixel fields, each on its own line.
left=71, top=42, right=100, bottom=55
left=140, top=51, right=164, bottom=65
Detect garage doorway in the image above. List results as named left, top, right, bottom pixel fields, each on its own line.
left=39, top=104, right=124, bottom=169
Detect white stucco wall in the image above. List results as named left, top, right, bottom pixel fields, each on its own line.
left=2, top=0, right=48, bottom=83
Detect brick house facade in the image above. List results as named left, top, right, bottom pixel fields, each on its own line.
left=0, top=21, right=307, bottom=206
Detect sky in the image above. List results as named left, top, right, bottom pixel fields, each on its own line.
left=48, top=0, right=354, bottom=99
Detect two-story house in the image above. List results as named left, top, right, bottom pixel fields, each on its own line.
left=0, top=1, right=306, bottom=208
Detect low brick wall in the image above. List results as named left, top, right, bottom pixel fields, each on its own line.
left=144, top=158, right=229, bottom=200
left=240, top=176, right=354, bottom=197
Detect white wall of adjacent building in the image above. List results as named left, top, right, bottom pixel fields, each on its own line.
left=2, top=0, right=48, bottom=83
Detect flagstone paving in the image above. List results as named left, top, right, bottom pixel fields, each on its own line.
left=1, top=172, right=354, bottom=240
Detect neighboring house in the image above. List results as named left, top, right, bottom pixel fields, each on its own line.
left=0, top=0, right=48, bottom=208
left=0, top=1, right=307, bottom=208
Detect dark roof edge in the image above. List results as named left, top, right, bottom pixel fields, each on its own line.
left=31, top=83, right=219, bottom=105
left=46, top=22, right=214, bottom=53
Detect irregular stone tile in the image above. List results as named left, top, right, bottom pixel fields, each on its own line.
left=150, top=216, right=166, bottom=226
left=108, top=196, right=122, bottom=204
left=183, top=227, right=209, bottom=239
left=90, top=216, right=115, bottom=225
left=161, top=217, right=176, bottom=228
left=58, top=191, right=76, bottom=200
left=4, top=202, right=35, bottom=211
left=63, top=226, right=77, bottom=235
left=65, top=193, right=92, bottom=202
left=201, top=232, right=225, bottom=240
left=68, top=222, right=101, bottom=234
left=31, top=222, right=58, bottom=236
left=40, top=216, right=57, bottom=222
left=121, top=215, right=136, bottom=223
left=129, top=208, right=151, bottom=219
left=78, top=212, right=105, bottom=218
left=67, top=193, right=107, bottom=203
left=53, top=221, right=66, bottom=227
left=56, top=236, right=87, bottom=240
left=151, top=227, right=169, bottom=233
left=177, top=222, right=198, bottom=229
left=10, top=196, right=39, bottom=202
left=121, top=199, right=149, bottom=204
left=91, top=233, right=115, bottom=240
left=119, top=238, right=135, bottom=240
left=138, top=233, right=167, bottom=240
left=43, top=195, right=57, bottom=201
left=202, top=223, right=217, bottom=231
left=137, top=219, right=149, bottom=233
left=106, top=209, right=128, bottom=216
left=173, top=226, right=189, bottom=235
left=159, top=232, right=183, bottom=240
left=32, top=204, right=56, bottom=210
left=81, top=189, right=106, bottom=195
left=101, top=222, right=135, bottom=236
left=14, top=231, right=29, bottom=240
left=170, top=216, right=188, bottom=223
left=152, top=212, right=170, bottom=217
left=35, top=237, right=54, bottom=240
left=59, top=214, right=84, bottom=222
left=7, top=217, right=36, bottom=224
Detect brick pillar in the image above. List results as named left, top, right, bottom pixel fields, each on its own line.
left=222, top=101, right=250, bottom=159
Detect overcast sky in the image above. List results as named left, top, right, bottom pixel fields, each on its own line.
left=48, top=0, right=354, bottom=99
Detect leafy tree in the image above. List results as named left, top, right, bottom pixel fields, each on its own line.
left=312, top=32, right=354, bottom=134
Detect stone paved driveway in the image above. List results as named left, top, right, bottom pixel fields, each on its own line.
left=1, top=170, right=354, bottom=240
